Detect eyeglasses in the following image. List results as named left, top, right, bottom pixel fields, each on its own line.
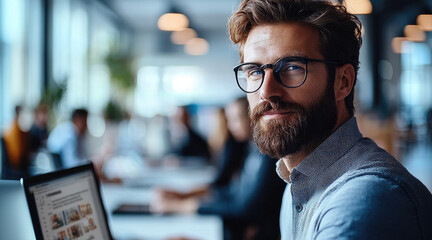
left=233, top=56, right=338, bottom=93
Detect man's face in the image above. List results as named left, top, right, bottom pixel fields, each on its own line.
left=73, top=116, right=88, bottom=136
left=243, top=22, right=337, bottom=159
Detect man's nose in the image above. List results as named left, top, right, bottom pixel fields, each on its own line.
left=259, top=69, right=284, bottom=101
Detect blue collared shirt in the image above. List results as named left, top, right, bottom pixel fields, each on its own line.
left=47, top=122, right=89, bottom=168
left=277, top=117, right=432, bottom=239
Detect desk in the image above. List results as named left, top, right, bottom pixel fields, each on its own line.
left=121, top=165, right=216, bottom=190
left=101, top=166, right=223, bottom=240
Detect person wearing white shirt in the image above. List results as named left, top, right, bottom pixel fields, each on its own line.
left=48, top=109, right=89, bottom=168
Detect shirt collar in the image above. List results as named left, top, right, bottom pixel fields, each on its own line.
left=276, top=159, right=291, bottom=183
left=276, top=117, right=362, bottom=182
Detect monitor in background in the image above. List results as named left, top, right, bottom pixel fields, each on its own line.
left=21, top=163, right=113, bottom=240
left=0, top=180, right=36, bottom=240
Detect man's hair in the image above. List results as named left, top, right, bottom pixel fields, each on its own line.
left=72, top=108, right=88, bottom=120
left=228, top=0, right=362, bottom=116
left=15, top=105, right=22, bottom=116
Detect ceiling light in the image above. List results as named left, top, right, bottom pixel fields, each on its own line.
left=417, top=14, right=432, bottom=31
left=345, top=0, right=373, bottom=15
left=404, top=25, right=426, bottom=42
left=171, top=28, right=197, bottom=45
left=391, top=37, right=408, bottom=54
left=185, top=38, right=209, bottom=56
left=158, top=13, right=189, bottom=31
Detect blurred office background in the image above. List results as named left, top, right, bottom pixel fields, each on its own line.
left=0, top=0, right=432, bottom=189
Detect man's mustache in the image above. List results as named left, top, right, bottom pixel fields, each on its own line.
left=250, top=100, right=304, bottom=119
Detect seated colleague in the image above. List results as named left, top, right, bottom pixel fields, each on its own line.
left=168, top=105, right=211, bottom=162
left=47, top=108, right=89, bottom=168
left=152, top=98, right=285, bottom=240
left=28, top=104, right=49, bottom=153
left=228, top=0, right=432, bottom=239
left=207, top=107, right=230, bottom=161
left=427, top=108, right=432, bottom=141
left=158, top=97, right=250, bottom=197
left=2, top=105, right=31, bottom=177
left=212, top=97, right=250, bottom=187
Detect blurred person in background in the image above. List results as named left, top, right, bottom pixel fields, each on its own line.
left=2, top=105, right=31, bottom=178
left=207, top=107, right=230, bottom=162
left=28, top=103, right=49, bottom=153
left=47, top=108, right=89, bottom=168
left=152, top=97, right=285, bottom=240
left=166, top=105, right=211, bottom=165
left=212, top=97, right=250, bottom=187
left=228, top=0, right=432, bottom=239
left=427, top=108, right=432, bottom=142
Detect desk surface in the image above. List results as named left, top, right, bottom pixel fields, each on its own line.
left=101, top=167, right=223, bottom=240
left=121, top=165, right=216, bottom=191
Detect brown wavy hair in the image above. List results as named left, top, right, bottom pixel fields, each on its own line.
left=228, top=0, right=362, bottom=116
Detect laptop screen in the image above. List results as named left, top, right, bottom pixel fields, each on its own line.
left=22, top=164, right=112, bottom=240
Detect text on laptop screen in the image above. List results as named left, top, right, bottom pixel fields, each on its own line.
left=28, top=169, right=110, bottom=240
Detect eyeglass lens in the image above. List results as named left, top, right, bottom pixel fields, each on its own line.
left=236, top=59, right=307, bottom=93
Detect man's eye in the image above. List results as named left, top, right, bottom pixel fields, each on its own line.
left=281, top=64, right=304, bottom=72
left=248, top=69, right=263, bottom=77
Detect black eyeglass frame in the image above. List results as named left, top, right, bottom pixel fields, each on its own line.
left=233, top=56, right=339, bottom=93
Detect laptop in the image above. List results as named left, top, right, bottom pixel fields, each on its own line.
left=0, top=180, right=36, bottom=240
left=21, top=163, right=113, bottom=240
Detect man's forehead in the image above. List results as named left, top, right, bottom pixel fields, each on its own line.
left=243, top=25, right=281, bottom=49
left=242, top=23, right=322, bottom=62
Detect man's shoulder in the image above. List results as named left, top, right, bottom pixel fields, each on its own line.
left=339, top=136, right=431, bottom=200
left=323, top=171, right=419, bottom=204
left=323, top=165, right=432, bottom=208
left=323, top=136, right=403, bottom=188
left=312, top=169, right=432, bottom=239
left=347, top=136, right=396, bottom=163
left=336, top=136, right=411, bottom=183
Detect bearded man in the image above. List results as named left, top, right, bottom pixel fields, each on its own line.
left=228, top=0, right=432, bottom=239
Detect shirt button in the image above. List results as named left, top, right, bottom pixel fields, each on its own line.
left=295, top=204, right=303, bottom=212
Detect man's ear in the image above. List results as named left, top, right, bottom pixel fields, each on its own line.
left=334, top=64, right=355, bottom=102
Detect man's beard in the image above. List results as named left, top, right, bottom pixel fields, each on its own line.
left=250, top=85, right=338, bottom=159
